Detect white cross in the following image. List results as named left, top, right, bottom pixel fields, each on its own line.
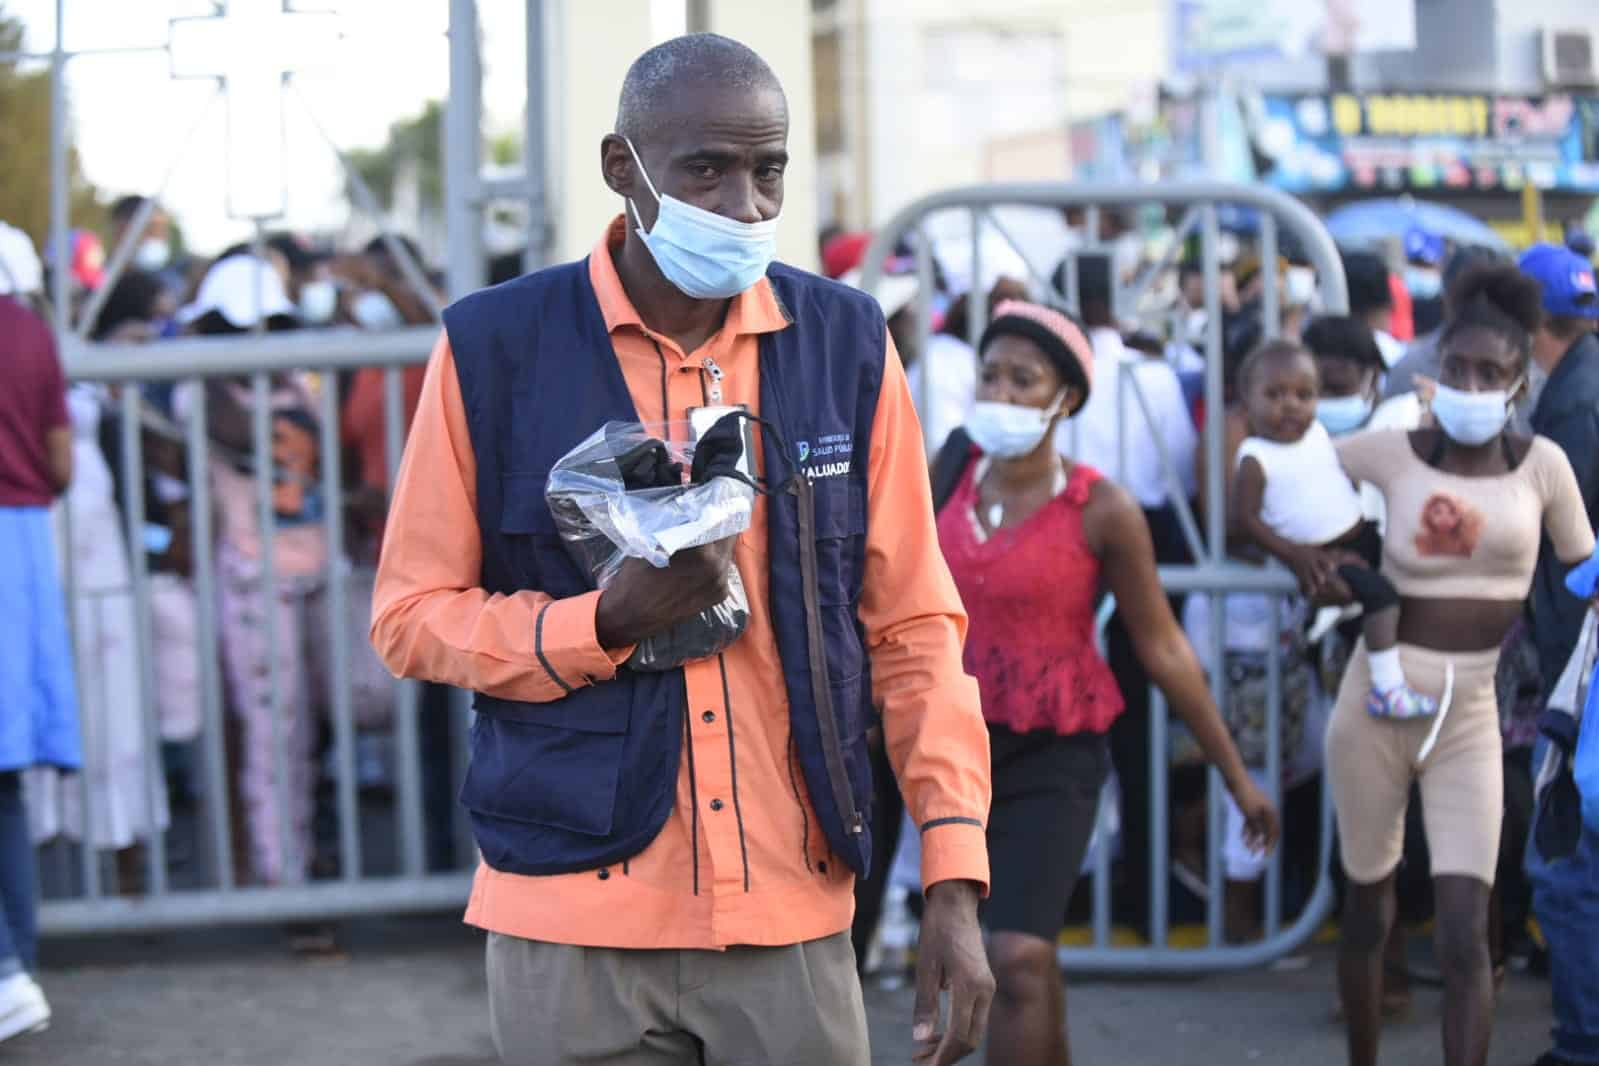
left=169, top=1, right=342, bottom=220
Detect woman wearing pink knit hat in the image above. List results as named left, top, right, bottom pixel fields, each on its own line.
left=932, top=299, right=1280, bottom=1066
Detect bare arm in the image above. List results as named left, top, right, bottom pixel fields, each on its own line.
left=45, top=425, right=73, bottom=493
left=1089, top=479, right=1280, bottom=849
left=1232, top=454, right=1336, bottom=595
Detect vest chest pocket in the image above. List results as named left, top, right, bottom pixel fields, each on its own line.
left=499, top=471, right=592, bottom=597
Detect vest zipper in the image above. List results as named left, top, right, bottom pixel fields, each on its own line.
left=789, top=475, right=867, bottom=841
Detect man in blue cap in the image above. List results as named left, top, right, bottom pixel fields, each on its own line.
left=1403, top=226, right=1447, bottom=334
left=1521, top=240, right=1599, bottom=1066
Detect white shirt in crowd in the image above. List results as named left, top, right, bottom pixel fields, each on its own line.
left=1234, top=420, right=1364, bottom=546
left=905, top=332, right=978, bottom=459
left=1375, top=329, right=1405, bottom=369
left=1059, top=327, right=1198, bottom=508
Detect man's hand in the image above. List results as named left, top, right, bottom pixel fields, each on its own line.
left=912, top=880, right=994, bottom=1065
left=593, top=536, right=737, bottom=649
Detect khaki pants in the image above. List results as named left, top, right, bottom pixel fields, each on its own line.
left=487, top=931, right=870, bottom=1066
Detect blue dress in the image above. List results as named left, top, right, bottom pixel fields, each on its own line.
left=0, top=506, right=82, bottom=772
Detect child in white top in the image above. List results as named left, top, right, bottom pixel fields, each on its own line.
left=1231, top=340, right=1445, bottom=720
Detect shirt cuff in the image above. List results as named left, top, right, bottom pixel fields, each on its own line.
left=533, top=590, right=632, bottom=692
left=919, top=818, right=990, bottom=897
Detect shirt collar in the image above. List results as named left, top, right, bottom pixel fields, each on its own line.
left=587, top=214, right=790, bottom=341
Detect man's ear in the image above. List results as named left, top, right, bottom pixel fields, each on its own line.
left=600, top=134, right=635, bottom=197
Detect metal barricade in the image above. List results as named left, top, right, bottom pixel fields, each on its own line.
left=862, top=182, right=1349, bottom=972
left=40, top=327, right=475, bottom=935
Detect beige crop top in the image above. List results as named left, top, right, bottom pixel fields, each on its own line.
left=1336, top=430, right=1595, bottom=600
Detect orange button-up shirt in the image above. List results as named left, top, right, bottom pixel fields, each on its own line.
left=371, top=218, right=990, bottom=950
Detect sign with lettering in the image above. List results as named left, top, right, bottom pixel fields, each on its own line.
left=1252, top=92, right=1599, bottom=193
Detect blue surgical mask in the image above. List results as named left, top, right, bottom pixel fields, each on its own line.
left=1405, top=267, right=1442, bottom=300
left=351, top=289, right=402, bottom=331
left=624, top=137, right=780, bottom=300
left=1316, top=393, right=1373, bottom=436
left=1431, top=381, right=1520, bottom=446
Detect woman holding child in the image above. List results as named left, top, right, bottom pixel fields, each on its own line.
left=1238, top=268, right=1594, bottom=1066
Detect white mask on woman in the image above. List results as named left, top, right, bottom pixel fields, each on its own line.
left=1430, top=382, right=1520, bottom=446
left=966, top=393, right=1066, bottom=458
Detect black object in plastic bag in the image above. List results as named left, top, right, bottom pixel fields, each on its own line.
left=545, top=419, right=755, bottom=671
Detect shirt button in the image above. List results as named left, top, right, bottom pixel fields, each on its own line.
left=702, top=710, right=716, bottom=724
left=597, top=868, right=611, bottom=881
left=709, top=798, right=725, bottom=812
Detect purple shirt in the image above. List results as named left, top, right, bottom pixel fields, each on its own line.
left=0, top=296, right=69, bottom=507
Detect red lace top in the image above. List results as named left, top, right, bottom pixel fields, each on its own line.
left=937, top=456, right=1125, bottom=736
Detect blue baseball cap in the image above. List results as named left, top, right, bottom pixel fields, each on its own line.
left=1404, top=226, right=1445, bottom=267
left=1520, top=242, right=1599, bottom=318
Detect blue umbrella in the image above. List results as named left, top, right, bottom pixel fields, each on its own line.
left=1324, top=198, right=1511, bottom=254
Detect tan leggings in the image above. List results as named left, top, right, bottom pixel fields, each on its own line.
left=1325, top=641, right=1503, bottom=886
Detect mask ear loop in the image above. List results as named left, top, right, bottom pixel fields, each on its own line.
left=622, top=137, right=664, bottom=234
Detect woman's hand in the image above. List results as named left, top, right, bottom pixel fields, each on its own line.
left=1227, top=776, right=1281, bottom=853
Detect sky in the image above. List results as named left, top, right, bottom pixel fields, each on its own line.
left=5, top=0, right=543, bottom=252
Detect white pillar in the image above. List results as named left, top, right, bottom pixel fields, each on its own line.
left=696, top=0, right=820, bottom=271
left=548, top=0, right=655, bottom=263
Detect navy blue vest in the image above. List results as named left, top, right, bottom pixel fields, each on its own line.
left=445, top=260, right=886, bottom=877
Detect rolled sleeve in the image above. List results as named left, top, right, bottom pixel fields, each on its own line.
left=919, top=819, right=991, bottom=893
left=859, top=330, right=992, bottom=895
left=534, top=590, right=633, bottom=692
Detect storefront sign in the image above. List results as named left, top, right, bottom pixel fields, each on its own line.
left=1253, top=92, right=1599, bottom=193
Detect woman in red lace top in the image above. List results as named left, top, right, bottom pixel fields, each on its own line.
left=935, top=300, right=1279, bottom=1066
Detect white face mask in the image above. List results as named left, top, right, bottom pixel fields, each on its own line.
left=1430, top=381, right=1520, bottom=446
left=135, top=238, right=171, bottom=272
left=1285, top=266, right=1316, bottom=306
left=351, top=289, right=403, bottom=331
left=966, top=394, right=1065, bottom=459
left=297, top=279, right=338, bottom=325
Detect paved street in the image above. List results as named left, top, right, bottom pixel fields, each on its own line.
left=8, top=916, right=1556, bottom=1065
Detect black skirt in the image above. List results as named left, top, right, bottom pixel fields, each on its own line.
left=982, top=724, right=1111, bottom=941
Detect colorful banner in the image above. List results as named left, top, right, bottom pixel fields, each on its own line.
left=1251, top=92, right=1599, bottom=193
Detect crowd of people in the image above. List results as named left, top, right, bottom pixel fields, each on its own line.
left=0, top=34, right=1597, bottom=1062
left=820, top=213, right=1599, bottom=1066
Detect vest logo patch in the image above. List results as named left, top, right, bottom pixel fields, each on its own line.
left=801, top=432, right=853, bottom=481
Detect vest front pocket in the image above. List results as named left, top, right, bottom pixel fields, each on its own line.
left=460, top=698, right=628, bottom=839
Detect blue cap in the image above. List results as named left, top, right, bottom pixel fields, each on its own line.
left=1404, top=227, right=1445, bottom=266
left=1520, top=243, right=1599, bottom=318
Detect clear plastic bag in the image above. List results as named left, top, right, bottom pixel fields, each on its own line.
left=545, top=421, right=755, bottom=672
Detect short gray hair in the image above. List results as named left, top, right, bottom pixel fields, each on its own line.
left=615, top=34, right=784, bottom=144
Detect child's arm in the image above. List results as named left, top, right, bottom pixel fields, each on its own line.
left=1232, top=454, right=1338, bottom=595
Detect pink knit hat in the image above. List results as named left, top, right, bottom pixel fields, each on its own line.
left=981, top=299, right=1095, bottom=412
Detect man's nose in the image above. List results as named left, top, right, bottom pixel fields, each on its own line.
left=719, top=174, right=763, bottom=225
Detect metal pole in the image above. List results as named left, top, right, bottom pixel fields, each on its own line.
left=1264, top=596, right=1284, bottom=939
left=251, top=373, right=293, bottom=883
left=1091, top=794, right=1112, bottom=948
left=915, top=233, right=936, bottom=456
left=385, top=369, right=426, bottom=876
left=966, top=209, right=985, bottom=351
left=120, top=387, right=168, bottom=895
left=48, top=0, right=69, bottom=337
left=318, top=382, right=361, bottom=880
left=1148, top=689, right=1170, bottom=948
left=524, top=0, right=552, bottom=274
left=186, top=385, right=234, bottom=889
left=446, top=0, right=487, bottom=300
left=1260, top=213, right=1280, bottom=341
